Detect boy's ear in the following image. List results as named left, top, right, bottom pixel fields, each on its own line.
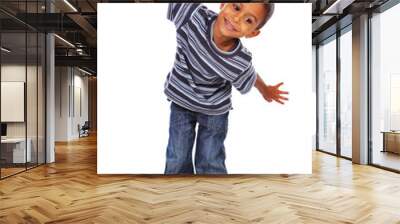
left=220, top=3, right=225, bottom=10
left=245, top=30, right=261, bottom=38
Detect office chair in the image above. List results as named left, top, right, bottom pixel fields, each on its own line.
left=79, top=121, right=90, bottom=138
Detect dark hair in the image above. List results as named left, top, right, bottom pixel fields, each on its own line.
left=257, top=3, right=275, bottom=30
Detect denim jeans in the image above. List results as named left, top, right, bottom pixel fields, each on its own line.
left=164, top=102, right=229, bottom=174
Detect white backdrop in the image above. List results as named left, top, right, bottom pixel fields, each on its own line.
left=98, top=3, right=312, bottom=174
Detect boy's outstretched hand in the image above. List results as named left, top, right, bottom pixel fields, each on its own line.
left=254, top=75, right=289, bottom=105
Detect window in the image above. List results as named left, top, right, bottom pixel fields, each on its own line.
left=339, top=28, right=352, bottom=158
left=318, top=36, right=337, bottom=154
left=371, top=2, right=400, bottom=171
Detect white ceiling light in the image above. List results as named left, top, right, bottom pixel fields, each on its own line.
left=1, top=47, right=11, bottom=53
left=54, top=34, right=75, bottom=48
left=76, top=48, right=85, bottom=55
left=78, top=67, right=93, bottom=76
left=63, top=0, right=78, bottom=12
left=323, top=0, right=355, bottom=15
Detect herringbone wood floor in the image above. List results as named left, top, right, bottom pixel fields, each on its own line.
left=1, top=133, right=400, bottom=224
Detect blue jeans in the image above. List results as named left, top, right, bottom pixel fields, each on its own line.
left=164, top=102, right=229, bottom=174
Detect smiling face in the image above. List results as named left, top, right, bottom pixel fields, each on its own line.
left=215, top=3, right=268, bottom=39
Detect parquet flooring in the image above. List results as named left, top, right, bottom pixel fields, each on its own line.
left=1, top=133, right=400, bottom=223
left=0, top=167, right=25, bottom=178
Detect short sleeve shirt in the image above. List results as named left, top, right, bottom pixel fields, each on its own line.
left=164, top=3, right=257, bottom=115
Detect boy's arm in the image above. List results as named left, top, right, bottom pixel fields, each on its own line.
left=167, top=3, right=201, bottom=29
left=254, top=74, right=289, bottom=104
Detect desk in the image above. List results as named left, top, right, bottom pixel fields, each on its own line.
left=381, top=131, right=400, bottom=154
left=1, top=138, right=32, bottom=163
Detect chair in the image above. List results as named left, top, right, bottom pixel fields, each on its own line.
left=79, top=121, right=90, bottom=138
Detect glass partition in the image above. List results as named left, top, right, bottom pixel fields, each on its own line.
left=26, top=0, right=43, bottom=169
left=1, top=31, right=28, bottom=177
left=317, top=36, right=337, bottom=155
left=0, top=1, right=46, bottom=179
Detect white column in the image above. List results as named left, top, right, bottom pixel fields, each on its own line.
left=352, top=14, right=369, bottom=164
left=46, top=1, right=55, bottom=163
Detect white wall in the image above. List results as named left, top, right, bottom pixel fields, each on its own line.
left=55, top=66, right=69, bottom=141
left=55, top=66, right=89, bottom=141
left=1, top=65, right=39, bottom=138
left=72, top=71, right=89, bottom=138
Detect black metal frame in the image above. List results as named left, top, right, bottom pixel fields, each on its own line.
left=315, top=22, right=353, bottom=162
left=367, top=10, right=373, bottom=166
left=36, top=1, right=39, bottom=168
left=336, top=26, right=341, bottom=157
left=25, top=1, right=28, bottom=172
left=44, top=0, right=47, bottom=165
left=0, top=0, right=47, bottom=180
left=315, top=44, right=319, bottom=151
left=0, top=18, right=2, bottom=179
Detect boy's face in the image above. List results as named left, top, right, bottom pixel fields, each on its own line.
left=215, top=3, right=268, bottom=39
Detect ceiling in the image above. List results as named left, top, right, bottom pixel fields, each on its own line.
left=0, top=0, right=394, bottom=75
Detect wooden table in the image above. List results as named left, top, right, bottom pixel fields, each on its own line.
left=381, top=131, right=400, bottom=154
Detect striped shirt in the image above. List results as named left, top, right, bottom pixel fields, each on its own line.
left=164, top=3, right=257, bottom=115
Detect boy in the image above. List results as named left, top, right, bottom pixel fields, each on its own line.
left=164, top=3, right=289, bottom=174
